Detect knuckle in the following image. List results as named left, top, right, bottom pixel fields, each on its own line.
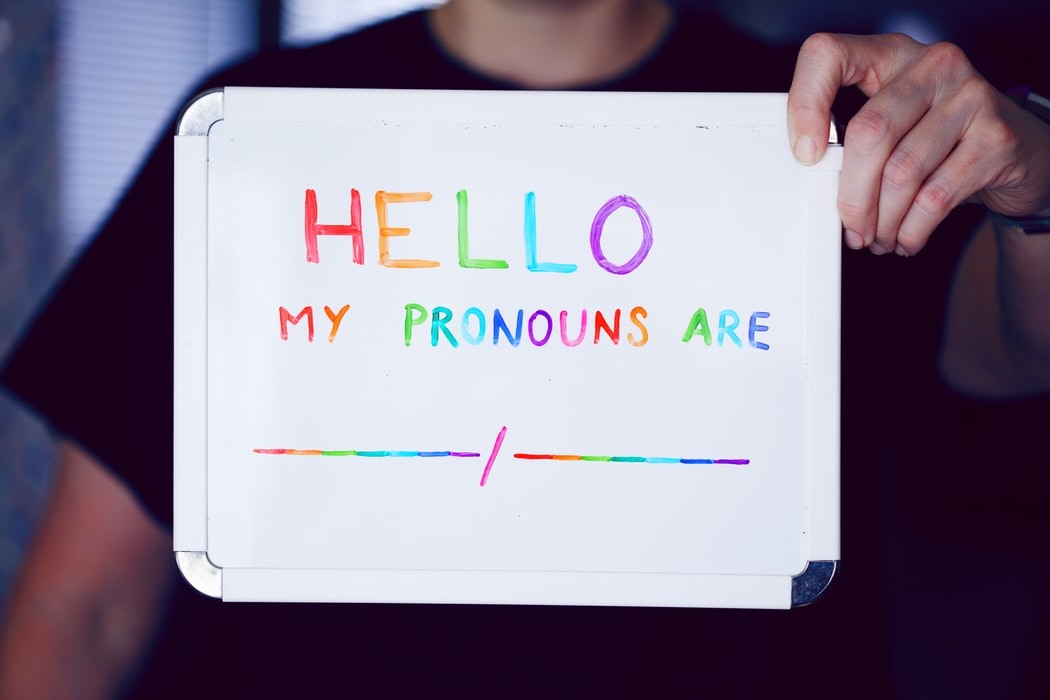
left=847, top=106, right=894, bottom=148
left=958, top=76, right=1000, bottom=115
left=981, top=111, right=1019, bottom=153
left=982, top=117, right=1016, bottom=156
left=895, top=228, right=927, bottom=255
left=837, top=198, right=870, bottom=231
left=923, top=41, right=970, bottom=77
left=915, top=180, right=954, bottom=219
left=883, top=147, right=925, bottom=190
left=785, top=91, right=819, bottom=119
left=889, top=32, right=921, bottom=49
left=800, top=32, right=844, bottom=62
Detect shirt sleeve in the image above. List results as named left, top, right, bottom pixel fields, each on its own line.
left=0, top=20, right=448, bottom=529
left=1, top=128, right=177, bottom=527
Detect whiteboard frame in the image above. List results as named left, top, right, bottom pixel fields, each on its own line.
left=174, top=87, right=841, bottom=609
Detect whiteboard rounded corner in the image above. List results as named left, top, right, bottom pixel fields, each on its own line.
left=790, top=560, right=837, bottom=607
left=194, top=90, right=843, bottom=600
left=177, top=88, right=224, bottom=137
left=175, top=550, right=223, bottom=599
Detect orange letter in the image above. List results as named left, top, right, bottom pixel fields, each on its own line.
left=279, top=306, right=314, bottom=341
left=376, top=191, right=437, bottom=268
left=627, top=306, right=649, bottom=347
left=324, top=304, right=350, bottom=342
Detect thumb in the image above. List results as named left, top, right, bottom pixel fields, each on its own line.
left=787, top=33, right=848, bottom=165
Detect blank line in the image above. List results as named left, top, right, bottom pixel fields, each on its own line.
left=253, top=449, right=480, bottom=458
left=513, top=453, right=749, bottom=465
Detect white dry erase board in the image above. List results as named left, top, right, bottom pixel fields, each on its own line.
left=173, top=87, right=842, bottom=609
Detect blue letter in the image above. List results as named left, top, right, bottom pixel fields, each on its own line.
left=524, top=192, right=577, bottom=273
left=748, top=311, right=770, bottom=351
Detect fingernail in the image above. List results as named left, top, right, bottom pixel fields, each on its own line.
left=869, top=242, right=888, bottom=255
left=793, top=134, right=817, bottom=164
left=894, top=244, right=909, bottom=257
left=844, top=229, right=864, bottom=249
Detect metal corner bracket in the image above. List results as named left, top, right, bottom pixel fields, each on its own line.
left=791, top=560, right=837, bottom=607
left=176, top=88, right=224, bottom=137
left=828, top=118, right=840, bottom=145
left=175, top=551, right=223, bottom=598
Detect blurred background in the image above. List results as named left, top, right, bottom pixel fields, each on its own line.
left=1, top=0, right=1047, bottom=621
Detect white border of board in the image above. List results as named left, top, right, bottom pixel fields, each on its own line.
left=174, top=87, right=841, bottom=609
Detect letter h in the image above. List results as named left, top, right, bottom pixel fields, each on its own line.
left=304, top=188, right=364, bottom=264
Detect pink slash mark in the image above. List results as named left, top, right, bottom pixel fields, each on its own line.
left=480, top=426, right=507, bottom=487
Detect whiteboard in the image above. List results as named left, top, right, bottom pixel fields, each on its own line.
left=174, top=88, right=842, bottom=609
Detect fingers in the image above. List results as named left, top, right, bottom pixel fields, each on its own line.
left=893, top=141, right=982, bottom=254
left=874, top=81, right=990, bottom=255
left=895, top=82, right=1026, bottom=253
left=787, top=33, right=848, bottom=165
left=839, top=71, right=940, bottom=251
left=790, top=33, right=1009, bottom=256
left=843, top=42, right=982, bottom=254
left=787, top=33, right=911, bottom=166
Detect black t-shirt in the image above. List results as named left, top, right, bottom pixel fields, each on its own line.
left=4, top=8, right=1049, bottom=697
left=3, top=8, right=810, bottom=528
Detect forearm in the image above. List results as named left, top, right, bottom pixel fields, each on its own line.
left=994, top=219, right=1050, bottom=385
left=0, top=585, right=132, bottom=700
left=0, top=443, right=174, bottom=700
left=941, top=217, right=1050, bottom=397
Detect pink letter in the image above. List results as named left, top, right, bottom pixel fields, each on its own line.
left=305, top=189, right=364, bottom=264
left=280, top=306, right=314, bottom=341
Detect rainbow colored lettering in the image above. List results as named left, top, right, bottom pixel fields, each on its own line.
left=283, top=186, right=776, bottom=351
left=304, top=188, right=651, bottom=272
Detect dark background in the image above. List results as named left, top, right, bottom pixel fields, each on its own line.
left=1, top=1, right=1047, bottom=696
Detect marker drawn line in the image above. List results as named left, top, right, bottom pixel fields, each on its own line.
left=513, top=453, right=749, bottom=465
left=253, top=449, right=482, bottom=458
left=480, top=426, right=508, bottom=487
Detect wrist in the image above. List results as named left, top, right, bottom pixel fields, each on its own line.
left=1006, top=87, right=1050, bottom=125
left=995, top=87, right=1050, bottom=232
left=987, top=210, right=1050, bottom=235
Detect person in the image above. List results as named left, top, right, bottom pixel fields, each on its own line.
left=2, top=1, right=1049, bottom=697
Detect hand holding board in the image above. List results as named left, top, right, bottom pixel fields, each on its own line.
left=174, top=88, right=842, bottom=608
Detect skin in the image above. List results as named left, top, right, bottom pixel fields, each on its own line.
left=429, top=0, right=673, bottom=88
left=0, top=443, right=172, bottom=699
left=2, top=2, right=1048, bottom=698
left=786, top=31, right=1050, bottom=395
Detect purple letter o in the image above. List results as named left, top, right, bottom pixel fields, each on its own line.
left=589, top=195, right=653, bottom=275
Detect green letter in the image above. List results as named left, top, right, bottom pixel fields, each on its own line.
left=682, top=307, right=713, bottom=346
left=404, top=303, right=428, bottom=346
left=458, top=190, right=508, bottom=269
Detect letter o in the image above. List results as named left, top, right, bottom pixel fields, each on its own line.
left=528, top=310, right=554, bottom=346
left=461, top=307, right=487, bottom=345
left=589, top=194, right=653, bottom=275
